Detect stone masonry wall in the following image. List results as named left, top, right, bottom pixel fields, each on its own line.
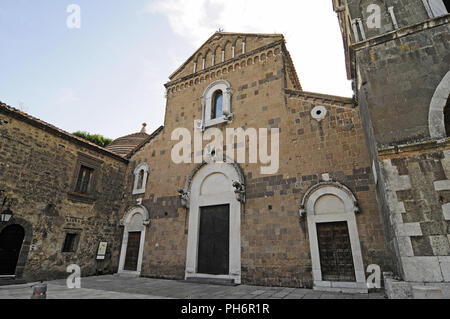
left=379, top=144, right=450, bottom=282
left=0, top=108, right=127, bottom=281
left=355, top=17, right=450, bottom=146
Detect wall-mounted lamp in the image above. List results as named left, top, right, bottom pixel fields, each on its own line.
left=0, top=190, right=14, bottom=223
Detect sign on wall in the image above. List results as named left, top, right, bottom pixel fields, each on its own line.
left=96, top=242, right=108, bottom=260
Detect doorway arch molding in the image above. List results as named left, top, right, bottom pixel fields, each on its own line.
left=301, top=181, right=367, bottom=293
left=184, top=160, right=245, bottom=284
left=428, top=70, right=450, bottom=139
left=118, top=205, right=149, bottom=276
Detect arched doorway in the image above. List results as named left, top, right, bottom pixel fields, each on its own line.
left=183, top=161, right=245, bottom=284
left=301, top=182, right=367, bottom=293
left=0, top=225, right=25, bottom=276
left=118, top=205, right=150, bottom=276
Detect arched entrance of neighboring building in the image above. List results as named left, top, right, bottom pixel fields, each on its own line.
left=428, top=70, right=450, bottom=139
left=0, top=225, right=25, bottom=276
left=444, top=94, right=450, bottom=137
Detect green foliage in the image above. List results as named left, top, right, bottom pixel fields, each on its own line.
left=73, top=131, right=113, bottom=148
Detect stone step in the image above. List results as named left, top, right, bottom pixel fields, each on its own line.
left=185, top=277, right=238, bottom=286
left=115, top=272, right=140, bottom=278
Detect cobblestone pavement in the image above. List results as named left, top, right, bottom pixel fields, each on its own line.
left=0, top=275, right=386, bottom=299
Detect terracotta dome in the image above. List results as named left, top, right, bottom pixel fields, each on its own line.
left=106, top=123, right=149, bottom=157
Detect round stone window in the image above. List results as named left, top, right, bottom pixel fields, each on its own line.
left=311, top=106, right=327, bottom=121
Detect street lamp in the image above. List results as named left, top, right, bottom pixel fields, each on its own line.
left=0, top=208, right=13, bottom=223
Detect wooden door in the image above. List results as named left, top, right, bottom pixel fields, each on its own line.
left=124, top=232, right=141, bottom=271
left=316, top=222, right=356, bottom=282
left=197, top=205, right=230, bottom=275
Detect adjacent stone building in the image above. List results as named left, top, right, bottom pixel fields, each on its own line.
left=333, top=0, right=450, bottom=297
left=0, top=102, right=128, bottom=281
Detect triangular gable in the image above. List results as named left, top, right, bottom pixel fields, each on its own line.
left=169, top=32, right=285, bottom=82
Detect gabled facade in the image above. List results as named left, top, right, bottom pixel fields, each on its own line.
left=117, top=32, right=390, bottom=292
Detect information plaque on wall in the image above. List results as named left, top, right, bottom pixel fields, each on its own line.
left=96, top=242, right=108, bottom=260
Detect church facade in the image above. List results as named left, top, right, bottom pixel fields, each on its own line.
left=1, top=1, right=449, bottom=298
left=116, top=32, right=390, bottom=292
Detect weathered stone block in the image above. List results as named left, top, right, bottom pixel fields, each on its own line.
left=412, top=286, right=443, bottom=299
left=397, top=236, right=414, bottom=257
left=397, top=223, right=423, bottom=237
left=401, top=257, right=443, bottom=282
left=429, top=236, right=450, bottom=256
left=442, top=203, right=450, bottom=221
left=434, top=180, right=450, bottom=191
left=438, top=256, right=450, bottom=282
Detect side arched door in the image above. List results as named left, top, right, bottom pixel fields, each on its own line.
left=0, top=225, right=25, bottom=276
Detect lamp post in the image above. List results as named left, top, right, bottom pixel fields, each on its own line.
left=0, top=190, right=13, bottom=223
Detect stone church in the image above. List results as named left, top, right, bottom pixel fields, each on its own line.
left=0, top=0, right=449, bottom=298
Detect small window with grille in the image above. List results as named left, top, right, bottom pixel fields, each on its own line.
left=75, top=166, right=94, bottom=195
left=62, top=233, right=78, bottom=253
left=69, top=153, right=102, bottom=203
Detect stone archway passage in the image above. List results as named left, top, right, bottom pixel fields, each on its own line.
left=0, top=225, right=25, bottom=276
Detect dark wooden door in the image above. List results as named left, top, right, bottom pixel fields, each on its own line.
left=198, top=205, right=230, bottom=275
left=316, top=222, right=356, bottom=282
left=124, top=232, right=141, bottom=271
left=0, top=225, right=25, bottom=275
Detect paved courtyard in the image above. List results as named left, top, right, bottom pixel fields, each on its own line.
left=0, top=275, right=385, bottom=299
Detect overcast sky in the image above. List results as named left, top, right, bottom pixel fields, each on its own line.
left=0, top=1, right=351, bottom=140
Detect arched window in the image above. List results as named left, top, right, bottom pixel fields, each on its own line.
left=132, top=163, right=149, bottom=195
left=137, top=170, right=144, bottom=188
left=201, top=80, right=233, bottom=128
left=211, top=90, right=223, bottom=119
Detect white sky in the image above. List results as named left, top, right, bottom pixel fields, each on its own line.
left=149, top=0, right=352, bottom=95
left=0, top=1, right=351, bottom=140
